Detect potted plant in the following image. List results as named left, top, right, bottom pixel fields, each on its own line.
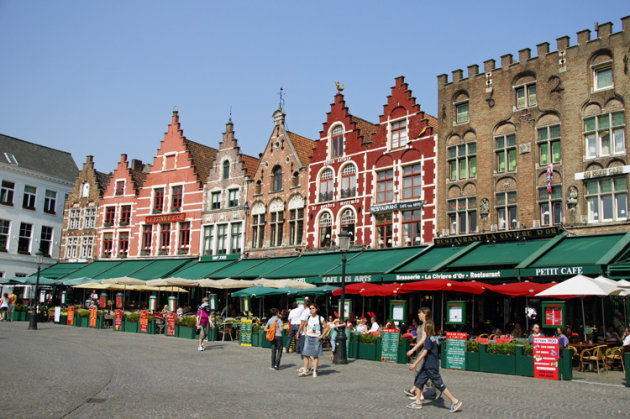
left=178, top=315, right=197, bottom=339
left=252, top=323, right=261, bottom=347
left=357, top=333, right=379, bottom=360
left=77, top=309, right=90, bottom=327
left=124, top=312, right=139, bottom=333
left=14, top=304, right=27, bottom=321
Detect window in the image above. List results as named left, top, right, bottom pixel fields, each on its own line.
left=179, top=222, right=190, bottom=251
left=216, top=224, right=228, bottom=254
left=120, top=205, right=131, bottom=225
left=319, top=169, right=334, bottom=202
left=159, top=223, right=170, bottom=250
left=272, top=166, right=283, bottom=192
left=167, top=185, right=182, bottom=212
left=256, top=181, right=262, bottom=195
left=584, top=111, right=625, bottom=158
left=495, top=134, right=517, bottom=172
left=332, top=125, right=344, bottom=158
left=455, top=101, right=469, bottom=124
left=376, top=169, right=394, bottom=203
left=230, top=223, right=242, bottom=254
left=0, top=220, right=9, bottom=251
left=84, top=208, right=96, bottom=229
left=81, top=182, right=90, bottom=198
left=447, top=197, right=477, bottom=234
left=115, top=180, right=125, bottom=196
left=391, top=119, right=408, bottom=148
left=594, top=65, right=613, bottom=91
left=142, top=225, right=152, bottom=252
left=538, top=186, right=563, bottom=226
left=340, top=209, right=355, bottom=241
left=18, top=223, right=32, bottom=253
left=118, top=233, right=129, bottom=257
left=288, top=208, right=304, bottom=246
left=102, top=234, right=113, bottom=258
left=269, top=211, right=284, bottom=247
left=228, top=189, right=239, bottom=207
left=402, top=209, right=423, bottom=246
left=376, top=213, right=393, bottom=248
left=341, top=165, right=357, bottom=198
left=43, top=190, right=57, bottom=214
left=496, top=191, right=518, bottom=230
left=104, top=207, right=116, bottom=226
left=81, top=236, right=94, bottom=259
left=252, top=214, right=265, bottom=248
left=223, top=160, right=230, bottom=179
left=23, top=185, right=36, bottom=210
left=448, top=143, right=477, bottom=180
left=4, top=152, right=18, bottom=165
left=66, top=237, right=78, bottom=259
left=153, top=188, right=164, bottom=213
left=69, top=209, right=81, bottom=230
left=318, top=213, right=332, bottom=248
left=403, top=164, right=422, bottom=199
left=211, top=191, right=221, bottom=210
left=203, top=225, right=214, bottom=255
left=1, top=181, right=14, bottom=205
left=515, top=83, right=537, bottom=109
left=292, top=172, right=300, bottom=188
left=538, top=125, right=562, bottom=165
left=39, top=226, right=53, bottom=256
left=586, top=177, right=628, bottom=223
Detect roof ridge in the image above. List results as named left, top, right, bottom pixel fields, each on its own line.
left=0, top=133, right=75, bottom=156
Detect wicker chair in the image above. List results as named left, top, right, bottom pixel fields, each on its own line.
left=580, top=345, right=608, bottom=374
left=605, top=347, right=625, bottom=373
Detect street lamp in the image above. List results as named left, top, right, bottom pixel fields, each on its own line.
left=334, top=230, right=351, bottom=364
left=28, top=250, right=45, bottom=330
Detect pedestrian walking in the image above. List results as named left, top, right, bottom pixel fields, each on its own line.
left=285, top=302, right=303, bottom=353
left=195, top=297, right=214, bottom=351
left=407, top=320, right=462, bottom=412
left=8, top=290, right=17, bottom=322
left=299, top=303, right=329, bottom=378
left=264, top=308, right=284, bottom=370
left=404, top=307, right=434, bottom=401
left=0, top=293, right=8, bottom=321
left=296, top=297, right=311, bottom=373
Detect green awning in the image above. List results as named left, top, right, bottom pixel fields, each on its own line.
left=231, top=286, right=290, bottom=298
left=232, top=257, right=299, bottom=279
left=170, top=260, right=237, bottom=279
left=64, top=261, right=125, bottom=279
left=262, top=252, right=360, bottom=279
left=394, top=246, right=463, bottom=273
left=448, top=240, right=548, bottom=268
left=35, top=263, right=88, bottom=279
left=325, top=247, right=424, bottom=276
left=92, top=260, right=154, bottom=279
left=207, top=258, right=268, bottom=279
left=130, top=259, right=193, bottom=280
left=528, top=234, right=623, bottom=267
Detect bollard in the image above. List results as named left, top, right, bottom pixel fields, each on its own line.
left=560, top=348, right=573, bottom=381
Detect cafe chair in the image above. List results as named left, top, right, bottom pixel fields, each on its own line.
left=605, top=347, right=624, bottom=373
left=567, top=345, right=579, bottom=367
left=219, top=323, right=234, bottom=341
left=579, top=345, right=608, bottom=374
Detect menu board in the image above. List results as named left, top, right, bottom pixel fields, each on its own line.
left=381, top=328, right=400, bottom=363
left=166, top=312, right=176, bottom=336
left=240, top=319, right=252, bottom=346
left=541, top=301, right=565, bottom=328
left=114, top=309, right=123, bottom=331
left=140, top=310, right=148, bottom=333
left=54, top=307, right=61, bottom=323
left=445, top=332, right=467, bottom=370
left=446, top=301, right=466, bottom=325
left=89, top=307, right=97, bottom=328
left=67, top=306, right=74, bottom=325
left=533, top=336, right=559, bottom=380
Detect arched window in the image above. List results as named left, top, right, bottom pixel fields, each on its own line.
left=331, top=125, right=344, bottom=158
left=223, top=160, right=230, bottom=179
left=340, top=209, right=355, bottom=241
left=318, top=212, right=332, bottom=248
left=256, top=180, right=262, bottom=195
left=341, top=165, right=356, bottom=198
left=272, top=166, right=282, bottom=192
left=319, top=168, right=334, bottom=202
left=293, top=171, right=300, bottom=188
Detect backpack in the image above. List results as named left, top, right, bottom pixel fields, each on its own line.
left=266, top=317, right=279, bottom=341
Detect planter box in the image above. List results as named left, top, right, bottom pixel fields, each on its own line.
left=179, top=325, right=195, bottom=339
left=15, top=311, right=26, bottom=321
left=77, top=316, right=89, bottom=327
left=466, top=352, right=480, bottom=371
left=348, top=336, right=358, bottom=358
left=479, top=345, right=516, bottom=375
left=625, top=353, right=630, bottom=387
left=397, top=338, right=410, bottom=364
left=252, top=330, right=261, bottom=347
left=59, top=315, right=68, bottom=325
left=358, top=343, right=378, bottom=360
left=261, top=330, right=271, bottom=349
left=515, top=346, right=533, bottom=377
left=124, top=320, right=138, bottom=333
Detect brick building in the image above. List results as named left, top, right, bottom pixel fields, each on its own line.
left=436, top=17, right=630, bottom=237
left=60, top=155, right=110, bottom=262
left=201, top=119, right=259, bottom=256
left=245, top=108, right=315, bottom=258
left=306, top=77, right=437, bottom=250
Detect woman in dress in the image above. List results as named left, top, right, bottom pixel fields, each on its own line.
left=299, top=303, right=330, bottom=378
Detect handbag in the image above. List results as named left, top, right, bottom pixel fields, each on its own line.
left=266, top=318, right=278, bottom=341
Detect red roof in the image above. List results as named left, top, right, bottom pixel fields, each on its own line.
left=287, top=131, right=316, bottom=167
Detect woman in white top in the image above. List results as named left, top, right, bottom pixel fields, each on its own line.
left=299, top=303, right=330, bottom=378
left=356, top=318, right=368, bottom=334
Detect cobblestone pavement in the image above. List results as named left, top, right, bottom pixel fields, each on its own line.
left=0, top=322, right=628, bottom=418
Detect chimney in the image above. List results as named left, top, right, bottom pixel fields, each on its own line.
left=86, top=155, right=93, bottom=163
left=467, top=64, right=479, bottom=78
left=537, top=42, right=549, bottom=57
left=556, top=35, right=570, bottom=51
left=131, top=159, right=143, bottom=171
left=120, top=153, right=127, bottom=163
left=272, top=108, right=286, bottom=126
left=501, top=54, right=513, bottom=68
left=518, top=48, right=531, bottom=63
left=484, top=59, right=496, bottom=73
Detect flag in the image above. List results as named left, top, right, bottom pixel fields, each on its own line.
left=546, top=164, right=553, bottom=194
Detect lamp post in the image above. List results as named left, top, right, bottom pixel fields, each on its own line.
left=334, top=231, right=351, bottom=364
left=28, top=250, right=45, bottom=330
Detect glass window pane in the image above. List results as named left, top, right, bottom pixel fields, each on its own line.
left=596, top=68, right=613, bottom=89
left=448, top=147, right=456, bottom=158
left=497, top=208, right=506, bottom=229
left=601, top=178, right=613, bottom=193
left=598, top=114, right=610, bottom=130
left=509, top=207, right=518, bottom=228
left=508, top=191, right=518, bottom=204
left=584, top=117, right=596, bottom=132
left=528, top=84, right=537, bottom=105
left=603, top=195, right=613, bottom=219
left=459, top=159, right=467, bottom=178
left=469, top=197, right=476, bottom=208
left=497, top=152, right=506, bottom=172
left=588, top=197, right=599, bottom=221
left=495, top=136, right=504, bottom=149
left=469, top=211, right=477, bottom=232
left=549, top=125, right=561, bottom=139
left=612, top=112, right=624, bottom=127
left=552, top=201, right=562, bottom=224
left=449, top=161, right=457, bottom=180
left=507, top=134, right=516, bottom=146
left=537, top=127, right=548, bottom=141
left=614, top=177, right=627, bottom=191
left=586, top=181, right=598, bottom=195
left=551, top=185, right=563, bottom=200
left=541, top=203, right=550, bottom=225
left=516, top=87, right=525, bottom=108
left=469, top=157, right=477, bottom=177
left=538, top=187, right=547, bottom=200
left=508, top=149, right=517, bottom=171
left=448, top=200, right=456, bottom=212
left=616, top=193, right=628, bottom=219
left=458, top=144, right=466, bottom=155
left=468, top=143, right=476, bottom=154
left=600, top=131, right=610, bottom=155
left=586, top=134, right=597, bottom=157
left=613, top=128, right=625, bottom=153
left=552, top=141, right=561, bottom=163
left=496, top=193, right=505, bottom=205
left=540, top=143, right=549, bottom=165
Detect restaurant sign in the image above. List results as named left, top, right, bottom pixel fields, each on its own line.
left=145, top=212, right=187, bottom=224
left=388, top=269, right=516, bottom=282
left=445, top=332, right=467, bottom=370
left=315, top=274, right=376, bottom=284
left=369, top=200, right=423, bottom=214
left=574, top=165, right=630, bottom=180
left=434, top=227, right=561, bottom=247
left=520, top=265, right=601, bottom=278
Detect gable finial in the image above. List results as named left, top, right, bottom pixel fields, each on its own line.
left=278, top=87, right=285, bottom=110
left=228, top=105, right=232, bottom=123
left=335, top=81, right=345, bottom=92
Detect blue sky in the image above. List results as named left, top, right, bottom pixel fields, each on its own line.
left=1, top=1, right=628, bottom=172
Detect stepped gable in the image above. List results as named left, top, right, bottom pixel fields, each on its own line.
left=95, top=170, right=112, bottom=194
left=350, top=115, right=378, bottom=144
left=320, top=92, right=376, bottom=145
left=287, top=131, right=316, bottom=167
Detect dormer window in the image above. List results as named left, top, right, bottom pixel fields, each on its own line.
left=331, top=125, right=344, bottom=158
left=391, top=119, right=408, bottom=148
left=4, top=152, right=18, bottom=165
left=272, top=166, right=283, bottom=192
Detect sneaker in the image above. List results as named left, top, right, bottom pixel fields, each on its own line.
left=407, top=395, right=418, bottom=401
left=403, top=389, right=415, bottom=397
left=312, top=370, right=318, bottom=378
left=450, top=400, right=462, bottom=413
left=273, top=366, right=280, bottom=370
left=197, top=346, right=205, bottom=351
left=435, top=389, right=443, bottom=400
left=297, top=367, right=306, bottom=373
left=269, top=367, right=275, bottom=370
left=298, top=371, right=309, bottom=377
left=406, top=402, right=422, bottom=409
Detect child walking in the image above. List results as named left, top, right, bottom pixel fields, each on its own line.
left=407, top=320, right=462, bottom=413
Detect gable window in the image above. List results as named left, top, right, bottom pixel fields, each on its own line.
left=447, top=197, right=477, bottom=234
left=115, top=180, right=125, bottom=196
left=104, top=207, right=116, bottom=226
left=44, top=190, right=57, bottom=214
left=538, top=186, right=563, bottom=226
left=318, top=212, right=332, bottom=248
left=403, top=164, right=422, bottom=199
left=402, top=209, right=423, bottom=246
left=120, top=205, right=131, bottom=226
left=179, top=222, right=190, bottom=252
left=594, top=65, right=613, bottom=91
left=495, top=134, right=517, bottom=172
left=69, top=209, right=81, bottom=230
left=171, top=185, right=183, bottom=211
left=319, top=169, right=334, bottom=202
left=1, top=181, right=14, bottom=205
left=0, top=220, right=9, bottom=251
left=159, top=223, right=171, bottom=251
left=376, top=213, right=393, bottom=248
left=391, top=119, right=408, bottom=148
left=331, top=125, right=344, bottom=158
left=81, top=182, right=90, bottom=198
left=66, top=237, right=78, bottom=259
left=586, top=176, right=627, bottom=223
left=223, top=160, right=230, bottom=179
left=340, top=209, right=355, bottom=241
left=23, top=185, right=36, bottom=210
left=538, top=125, right=562, bottom=164
left=228, top=189, right=239, bottom=207
left=584, top=111, right=625, bottom=158
left=376, top=169, right=394, bottom=203
left=153, top=188, right=164, bottom=213
left=81, top=236, right=94, bottom=259
left=293, top=172, right=300, bottom=188
left=211, top=191, right=221, bottom=210
left=118, top=233, right=129, bottom=257
left=455, top=101, right=469, bottom=124
left=230, top=223, right=242, bottom=254
left=18, top=223, right=32, bottom=253
left=256, top=181, right=262, bottom=195
left=496, top=191, right=518, bottom=230
left=288, top=208, right=304, bottom=246
left=515, top=83, right=537, bottom=109
left=251, top=214, right=265, bottom=248
left=84, top=208, right=96, bottom=229
left=448, top=143, right=477, bottom=180
left=272, top=166, right=283, bottom=192
left=202, top=225, right=214, bottom=255
left=341, top=165, right=357, bottom=198
left=102, top=233, right=113, bottom=258
left=270, top=211, right=284, bottom=247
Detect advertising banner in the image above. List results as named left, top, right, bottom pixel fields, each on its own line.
left=140, top=310, right=148, bottom=333
left=89, top=306, right=97, bottom=328
left=114, top=309, right=122, bottom=331
left=54, top=306, right=61, bottom=323
left=445, top=332, right=467, bottom=370
left=166, top=312, right=176, bottom=336
left=116, top=294, right=123, bottom=309
left=381, top=328, right=400, bottom=363
left=67, top=306, right=74, bottom=325
left=240, top=319, right=252, bottom=346
left=533, top=336, right=559, bottom=380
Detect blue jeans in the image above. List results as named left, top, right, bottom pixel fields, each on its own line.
left=285, top=324, right=300, bottom=352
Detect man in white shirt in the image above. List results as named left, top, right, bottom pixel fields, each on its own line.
left=369, top=316, right=380, bottom=335
left=623, top=326, right=630, bottom=350
left=285, top=302, right=304, bottom=353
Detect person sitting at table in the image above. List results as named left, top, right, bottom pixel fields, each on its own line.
left=161, top=305, right=169, bottom=316
left=176, top=307, right=184, bottom=318
left=557, top=327, right=569, bottom=349
left=511, top=323, right=523, bottom=338
left=622, top=327, right=630, bottom=353
left=368, top=317, right=381, bottom=336
left=593, top=325, right=605, bottom=344
left=528, top=323, right=543, bottom=345
left=605, top=326, right=622, bottom=344
left=356, top=318, right=368, bottom=334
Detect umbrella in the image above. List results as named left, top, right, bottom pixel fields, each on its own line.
left=332, top=283, right=380, bottom=296
left=231, top=286, right=288, bottom=298
left=9, top=276, right=59, bottom=286
left=254, top=278, right=315, bottom=289
left=60, top=277, right=95, bottom=287
left=146, top=278, right=199, bottom=287
left=101, top=277, right=147, bottom=286
left=73, top=282, right=110, bottom=290
left=198, top=278, right=255, bottom=289
left=485, top=281, right=556, bottom=297
left=397, top=279, right=486, bottom=295
left=360, top=283, right=402, bottom=297
left=286, top=285, right=340, bottom=296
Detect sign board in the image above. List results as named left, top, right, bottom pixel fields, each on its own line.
left=240, top=319, right=252, bottom=346
left=339, top=299, right=352, bottom=321
left=140, top=310, right=148, bottom=333
left=370, top=199, right=423, bottom=214
left=89, top=306, right=97, bottom=328
left=208, top=294, right=218, bottom=311
left=54, top=306, right=61, bottom=323
left=445, top=332, right=467, bottom=370
left=446, top=301, right=466, bottom=325
left=381, top=328, right=400, bottom=363
left=434, top=227, right=561, bottom=247
left=99, top=293, right=107, bottom=309
left=541, top=301, right=565, bottom=328
left=166, top=312, right=176, bottom=336
left=114, top=309, right=122, bottom=331
left=67, top=306, right=74, bottom=325
left=240, top=297, right=251, bottom=315
left=145, top=212, right=186, bottom=224
left=533, top=336, right=559, bottom=380
left=389, top=300, right=407, bottom=322
left=116, top=293, right=123, bottom=309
